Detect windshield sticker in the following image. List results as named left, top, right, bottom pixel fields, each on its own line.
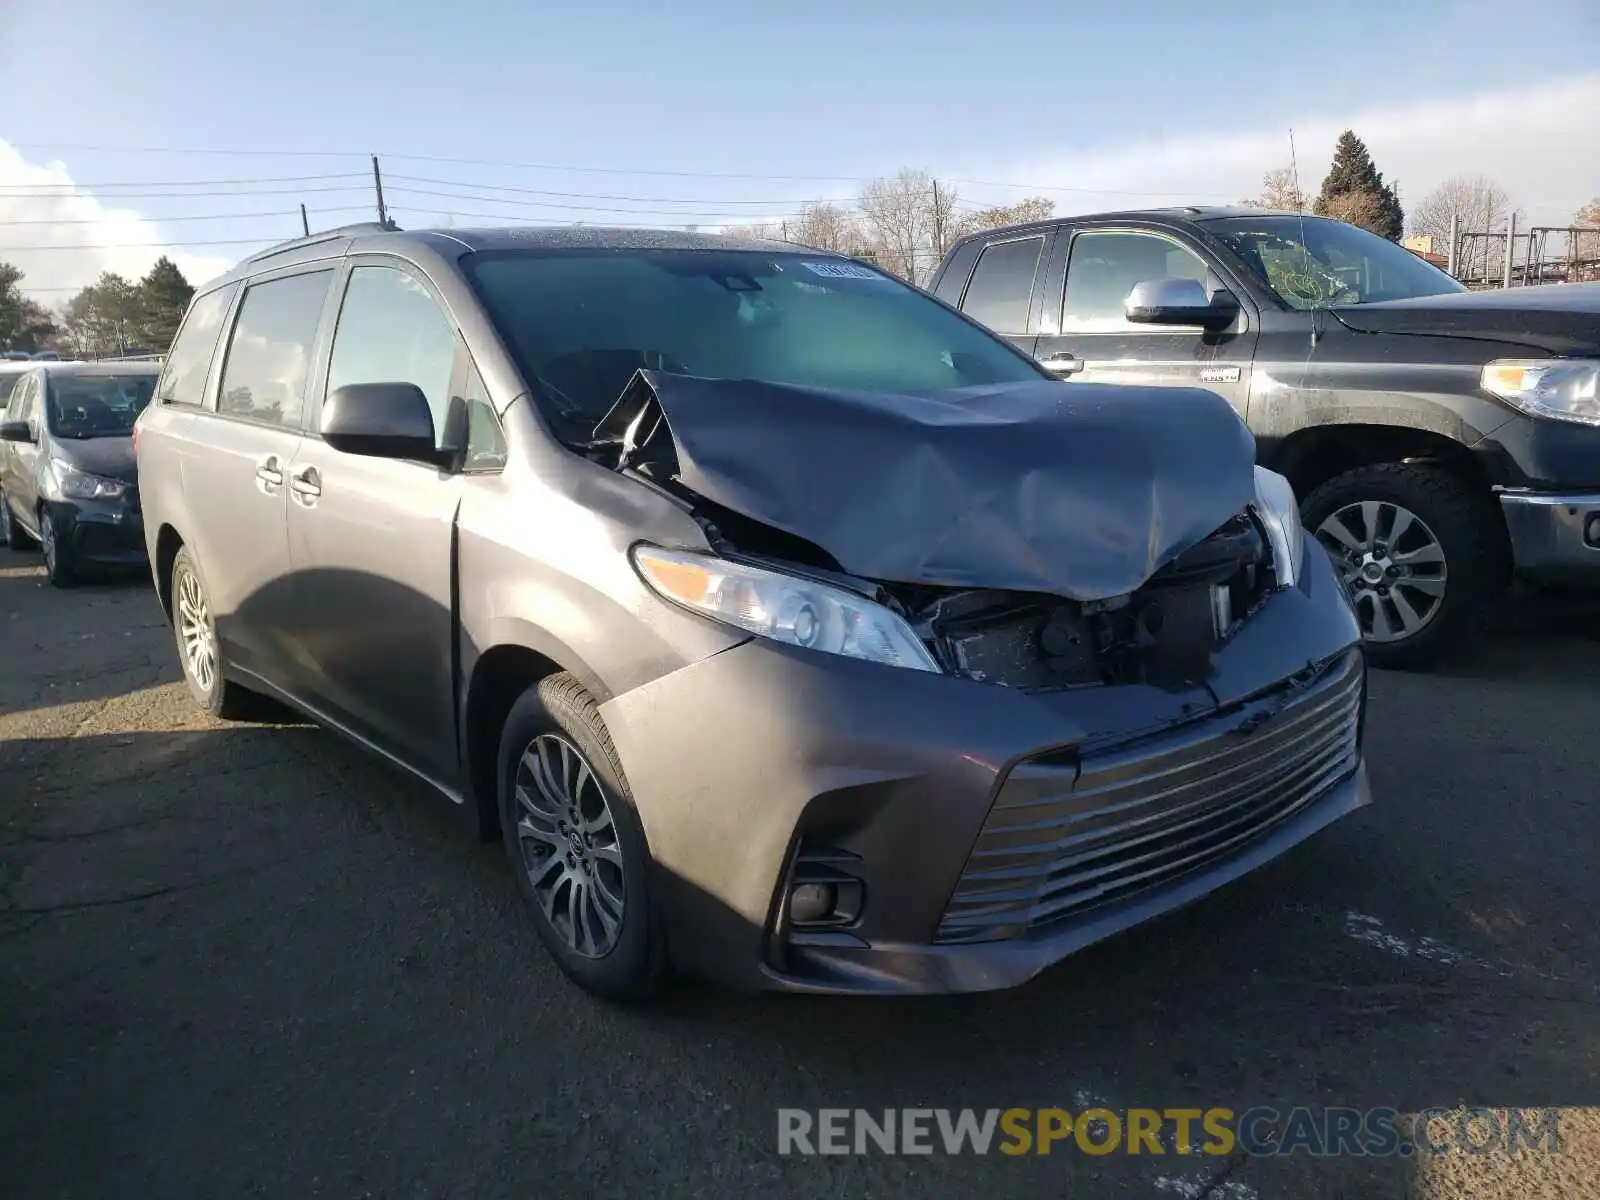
left=799, top=260, right=883, bottom=281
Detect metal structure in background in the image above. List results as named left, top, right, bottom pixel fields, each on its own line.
left=1448, top=221, right=1600, bottom=290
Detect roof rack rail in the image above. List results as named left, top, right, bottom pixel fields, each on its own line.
left=239, top=220, right=402, bottom=268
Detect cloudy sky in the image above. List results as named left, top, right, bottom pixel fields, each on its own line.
left=2, top=0, right=1596, bottom=303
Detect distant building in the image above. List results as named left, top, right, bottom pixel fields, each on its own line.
left=1403, top=235, right=1450, bottom=270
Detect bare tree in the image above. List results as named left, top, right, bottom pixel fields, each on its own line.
left=952, top=196, right=1055, bottom=238
left=1410, top=175, right=1512, bottom=279
left=788, top=201, right=861, bottom=254
left=856, top=168, right=954, bottom=284
left=1317, top=189, right=1389, bottom=234
left=1574, top=197, right=1600, bottom=272
left=1241, top=167, right=1305, bottom=212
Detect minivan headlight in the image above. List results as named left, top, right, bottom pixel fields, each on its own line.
left=1252, top=466, right=1305, bottom=589
left=1481, top=359, right=1600, bottom=426
left=632, top=545, right=941, bottom=673
left=51, top=459, right=126, bottom=500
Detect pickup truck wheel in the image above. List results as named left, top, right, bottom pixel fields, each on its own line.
left=169, top=547, right=259, bottom=720
left=497, top=673, right=664, bottom=1003
left=1305, top=463, right=1506, bottom=669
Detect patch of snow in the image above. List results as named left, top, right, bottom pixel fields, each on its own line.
left=1342, top=911, right=1503, bottom=972
left=1154, top=1174, right=1260, bottom=1199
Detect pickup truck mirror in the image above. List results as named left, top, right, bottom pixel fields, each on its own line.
left=321, top=383, right=444, bottom=464
left=1124, top=278, right=1240, bottom=331
left=0, top=419, right=36, bottom=444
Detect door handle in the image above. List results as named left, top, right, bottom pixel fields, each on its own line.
left=290, top=466, right=322, bottom=500
left=1040, top=352, right=1084, bottom=375
left=255, top=455, right=283, bottom=487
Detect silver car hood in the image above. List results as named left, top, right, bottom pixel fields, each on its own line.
left=596, top=372, right=1258, bottom=602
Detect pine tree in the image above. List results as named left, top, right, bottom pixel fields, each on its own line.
left=1313, top=131, right=1405, bottom=241
left=138, top=257, right=195, bottom=352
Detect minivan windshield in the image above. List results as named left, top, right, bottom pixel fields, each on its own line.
left=1206, top=215, right=1467, bottom=309
left=465, top=248, right=1045, bottom=433
left=44, top=373, right=157, bottom=439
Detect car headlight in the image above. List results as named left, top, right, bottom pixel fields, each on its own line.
left=1252, top=466, right=1305, bottom=589
left=632, top=544, right=941, bottom=673
left=51, top=459, right=127, bottom=501
left=1481, top=359, right=1600, bottom=426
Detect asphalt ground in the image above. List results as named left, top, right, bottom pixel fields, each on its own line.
left=2, top=545, right=1597, bottom=1199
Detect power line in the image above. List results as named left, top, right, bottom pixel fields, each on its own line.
left=6, top=142, right=1241, bottom=197
left=0, top=236, right=281, bottom=252
left=0, top=205, right=372, bottom=226
left=0, top=183, right=374, bottom=199
left=386, top=174, right=847, bottom=207
left=0, top=172, right=368, bottom=191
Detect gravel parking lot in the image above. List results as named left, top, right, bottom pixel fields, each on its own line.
left=2, top=547, right=1597, bottom=1199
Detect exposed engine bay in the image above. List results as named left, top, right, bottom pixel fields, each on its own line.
left=584, top=368, right=1276, bottom=689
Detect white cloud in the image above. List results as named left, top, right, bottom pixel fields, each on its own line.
left=962, top=75, right=1600, bottom=229
left=0, top=140, right=234, bottom=305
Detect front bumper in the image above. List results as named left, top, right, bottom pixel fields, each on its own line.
left=1498, top=490, right=1600, bottom=584
left=44, top=497, right=147, bottom=567
left=598, top=534, right=1367, bottom=995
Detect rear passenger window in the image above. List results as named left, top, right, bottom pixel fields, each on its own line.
left=326, top=265, right=457, bottom=446
left=157, top=283, right=237, bottom=407
left=960, top=236, right=1045, bottom=334
left=218, top=271, right=333, bottom=427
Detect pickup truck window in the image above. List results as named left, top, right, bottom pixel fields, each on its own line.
left=1063, top=231, right=1209, bottom=333
left=1205, top=215, right=1465, bottom=309
left=959, top=236, right=1044, bottom=334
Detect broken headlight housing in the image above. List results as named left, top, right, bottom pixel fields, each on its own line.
left=632, top=545, right=942, bottom=673
left=1252, top=466, right=1305, bottom=589
left=1480, top=359, right=1600, bottom=426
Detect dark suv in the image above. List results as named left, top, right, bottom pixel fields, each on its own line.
left=932, top=209, right=1600, bottom=666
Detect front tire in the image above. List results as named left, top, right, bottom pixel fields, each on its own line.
left=497, top=673, right=664, bottom=1002
left=169, top=546, right=257, bottom=720
left=40, top=509, right=77, bottom=588
left=1304, top=463, right=1508, bottom=670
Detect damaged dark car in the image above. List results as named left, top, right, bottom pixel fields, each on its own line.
left=135, top=225, right=1371, bottom=1000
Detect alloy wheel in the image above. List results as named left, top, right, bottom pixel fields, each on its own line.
left=1316, top=500, right=1448, bottom=643
left=174, top=566, right=218, bottom=694
left=512, top=732, right=626, bottom=959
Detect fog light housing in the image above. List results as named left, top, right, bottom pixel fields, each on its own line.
left=789, top=882, right=837, bottom=925
left=1585, top=514, right=1600, bottom=549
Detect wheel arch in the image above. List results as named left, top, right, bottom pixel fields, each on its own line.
left=153, top=523, right=185, bottom=620
left=1269, top=423, right=1498, bottom=503
left=462, top=622, right=613, bottom=842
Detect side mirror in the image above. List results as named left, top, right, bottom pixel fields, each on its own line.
left=321, top=383, right=442, bottom=463
left=1124, top=278, right=1240, bottom=331
left=0, top=420, right=36, bottom=444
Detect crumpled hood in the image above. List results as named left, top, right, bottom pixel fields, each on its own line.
left=599, top=372, right=1257, bottom=601
left=1331, top=282, right=1600, bottom=356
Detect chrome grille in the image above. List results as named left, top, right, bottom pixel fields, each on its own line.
left=935, top=650, right=1363, bottom=944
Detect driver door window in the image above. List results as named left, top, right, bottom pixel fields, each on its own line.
left=1062, top=231, right=1210, bottom=333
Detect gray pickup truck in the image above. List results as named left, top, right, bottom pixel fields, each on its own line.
left=932, top=208, right=1600, bottom=666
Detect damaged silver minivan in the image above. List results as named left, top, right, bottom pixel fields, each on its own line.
left=135, top=224, right=1370, bottom=1000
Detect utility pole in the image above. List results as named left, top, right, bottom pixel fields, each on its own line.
left=931, top=179, right=946, bottom=260
left=372, top=155, right=390, bottom=229
left=300, top=204, right=310, bottom=237
left=1446, top=212, right=1459, bottom=277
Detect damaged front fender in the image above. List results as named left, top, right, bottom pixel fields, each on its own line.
left=595, top=371, right=1258, bottom=601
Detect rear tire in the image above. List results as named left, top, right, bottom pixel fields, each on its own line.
left=1304, top=463, right=1508, bottom=670
left=497, top=673, right=664, bottom=1002
left=0, top=489, right=28, bottom=549
left=169, top=546, right=259, bottom=720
